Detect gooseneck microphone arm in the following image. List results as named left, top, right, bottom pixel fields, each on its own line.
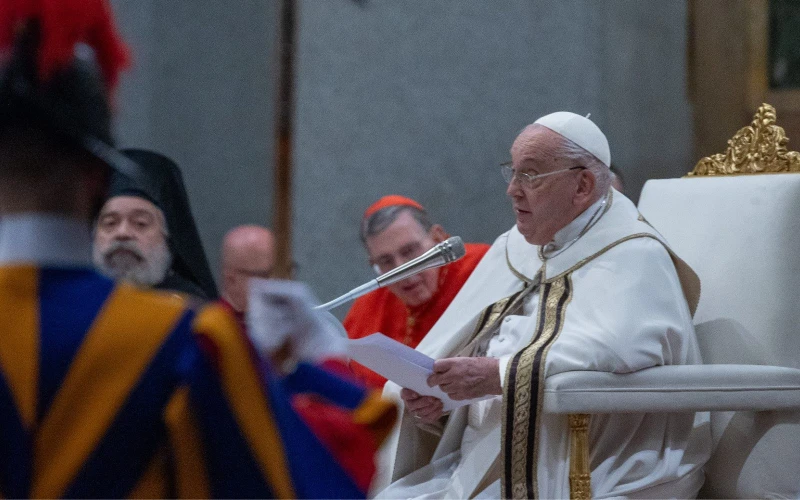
left=315, top=237, right=466, bottom=311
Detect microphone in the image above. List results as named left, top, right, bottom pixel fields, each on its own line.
left=315, top=236, right=466, bottom=311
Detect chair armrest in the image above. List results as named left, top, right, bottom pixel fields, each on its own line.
left=543, top=364, right=800, bottom=414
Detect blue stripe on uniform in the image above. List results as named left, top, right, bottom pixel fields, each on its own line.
left=37, top=268, right=115, bottom=420
left=282, top=361, right=367, bottom=410
left=62, top=310, right=195, bottom=499
left=266, top=374, right=364, bottom=499
left=189, top=349, right=275, bottom=499
left=0, top=369, right=31, bottom=498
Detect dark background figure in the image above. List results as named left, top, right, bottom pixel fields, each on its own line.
left=94, top=149, right=218, bottom=299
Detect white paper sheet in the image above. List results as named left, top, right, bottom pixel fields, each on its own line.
left=347, top=333, right=491, bottom=411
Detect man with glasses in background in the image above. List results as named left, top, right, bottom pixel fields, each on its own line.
left=343, top=195, right=490, bottom=388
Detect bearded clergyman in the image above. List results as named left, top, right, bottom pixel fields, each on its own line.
left=375, top=112, right=712, bottom=499
left=93, top=149, right=218, bottom=300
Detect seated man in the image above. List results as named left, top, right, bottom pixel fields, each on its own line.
left=93, top=149, right=218, bottom=300
left=220, top=225, right=354, bottom=377
left=378, top=113, right=710, bottom=499
left=343, top=196, right=489, bottom=387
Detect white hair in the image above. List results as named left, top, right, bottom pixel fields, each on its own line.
left=552, top=134, right=611, bottom=197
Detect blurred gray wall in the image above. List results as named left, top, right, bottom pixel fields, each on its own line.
left=111, top=0, right=691, bottom=310
left=293, top=0, right=692, bottom=309
left=112, top=0, right=277, bottom=291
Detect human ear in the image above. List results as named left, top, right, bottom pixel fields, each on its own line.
left=574, top=170, right=596, bottom=204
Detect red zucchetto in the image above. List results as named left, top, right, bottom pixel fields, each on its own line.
left=363, top=195, right=424, bottom=219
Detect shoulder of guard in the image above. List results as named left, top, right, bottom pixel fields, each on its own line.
left=114, top=282, right=190, bottom=310
left=192, top=301, right=245, bottom=344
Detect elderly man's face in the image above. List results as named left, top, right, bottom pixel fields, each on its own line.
left=93, top=195, right=172, bottom=286
left=221, top=227, right=276, bottom=313
left=507, top=126, right=588, bottom=245
left=366, top=211, right=444, bottom=308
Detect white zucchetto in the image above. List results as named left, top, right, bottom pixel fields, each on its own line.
left=534, top=111, right=611, bottom=167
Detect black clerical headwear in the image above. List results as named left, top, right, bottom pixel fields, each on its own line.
left=109, top=149, right=219, bottom=300
left=0, top=0, right=141, bottom=181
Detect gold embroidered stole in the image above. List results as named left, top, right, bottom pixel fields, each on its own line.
left=453, top=271, right=542, bottom=359
left=501, top=273, right=574, bottom=499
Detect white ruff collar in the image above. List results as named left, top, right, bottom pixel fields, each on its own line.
left=0, top=213, right=94, bottom=267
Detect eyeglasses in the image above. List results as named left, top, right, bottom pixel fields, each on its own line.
left=501, top=162, right=586, bottom=189
left=371, top=240, right=431, bottom=274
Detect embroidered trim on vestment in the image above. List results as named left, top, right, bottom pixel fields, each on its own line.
left=455, top=275, right=542, bottom=358
left=505, top=240, right=536, bottom=285
left=501, top=274, right=573, bottom=499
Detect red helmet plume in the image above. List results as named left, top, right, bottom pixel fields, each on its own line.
left=0, top=0, right=130, bottom=93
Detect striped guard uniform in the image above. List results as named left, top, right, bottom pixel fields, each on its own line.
left=0, top=265, right=395, bottom=498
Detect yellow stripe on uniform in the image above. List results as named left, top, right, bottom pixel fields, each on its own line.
left=0, top=266, right=39, bottom=429
left=31, top=285, right=186, bottom=499
left=351, top=390, right=398, bottom=445
left=164, top=386, right=211, bottom=499
left=193, top=304, right=295, bottom=499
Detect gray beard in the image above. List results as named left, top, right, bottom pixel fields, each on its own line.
left=93, top=239, right=172, bottom=287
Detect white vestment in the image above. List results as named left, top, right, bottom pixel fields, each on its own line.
left=375, top=190, right=711, bottom=499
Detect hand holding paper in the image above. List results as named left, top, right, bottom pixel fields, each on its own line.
left=401, top=388, right=444, bottom=423
left=428, top=357, right=503, bottom=400
left=347, top=333, right=494, bottom=411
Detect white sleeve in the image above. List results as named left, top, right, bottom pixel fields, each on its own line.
left=498, top=354, right=513, bottom=388
left=488, top=305, right=543, bottom=388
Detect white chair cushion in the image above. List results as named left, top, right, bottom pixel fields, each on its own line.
left=543, top=365, right=800, bottom=414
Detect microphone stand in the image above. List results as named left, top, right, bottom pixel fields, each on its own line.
left=315, top=237, right=464, bottom=311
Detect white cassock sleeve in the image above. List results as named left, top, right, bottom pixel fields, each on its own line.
left=536, top=237, right=711, bottom=498
left=547, top=237, right=696, bottom=374
left=498, top=355, right=512, bottom=387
